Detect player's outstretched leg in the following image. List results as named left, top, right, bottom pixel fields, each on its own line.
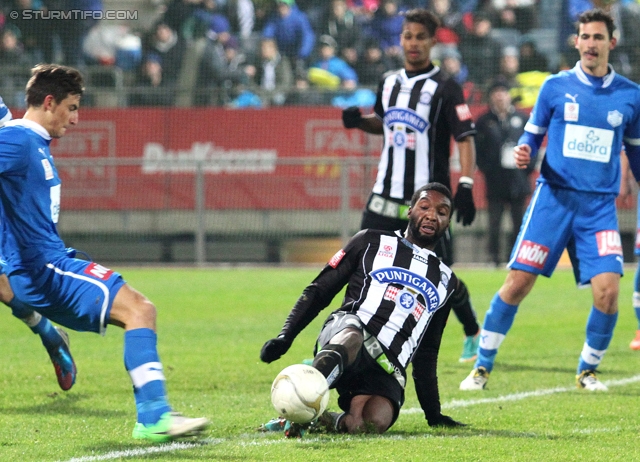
left=575, top=307, right=616, bottom=392
left=630, top=263, right=640, bottom=350
left=460, top=293, right=518, bottom=390
left=449, top=279, right=480, bottom=363
left=126, top=328, right=210, bottom=442
left=10, top=299, right=77, bottom=391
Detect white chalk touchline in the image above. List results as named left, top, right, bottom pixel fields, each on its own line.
left=62, top=374, right=640, bottom=461
left=401, top=374, right=640, bottom=414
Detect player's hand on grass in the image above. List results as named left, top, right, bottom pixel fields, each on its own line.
left=453, top=182, right=476, bottom=226
left=342, top=106, right=363, bottom=129
left=427, top=414, right=468, bottom=428
left=260, top=335, right=292, bottom=363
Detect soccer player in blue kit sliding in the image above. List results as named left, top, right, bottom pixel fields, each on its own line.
left=460, top=8, right=640, bottom=391
left=0, top=64, right=209, bottom=441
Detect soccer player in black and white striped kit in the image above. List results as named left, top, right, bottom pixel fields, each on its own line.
left=341, top=8, right=480, bottom=362
left=261, top=182, right=466, bottom=434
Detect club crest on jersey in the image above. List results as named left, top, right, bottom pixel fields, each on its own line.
left=596, top=230, right=622, bottom=256
left=419, top=92, right=432, bottom=105
left=84, top=262, right=114, bottom=280
left=383, top=108, right=428, bottom=133
left=564, top=102, right=579, bottom=122
left=607, top=110, right=623, bottom=128
left=41, top=159, right=54, bottom=180
left=516, top=240, right=549, bottom=270
left=371, top=267, right=440, bottom=312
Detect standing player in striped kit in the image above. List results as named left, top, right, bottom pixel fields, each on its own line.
left=341, top=8, right=480, bottom=363
left=261, top=182, right=466, bottom=434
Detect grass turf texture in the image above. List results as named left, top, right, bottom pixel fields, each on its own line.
left=1, top=267, right=639, bottom=461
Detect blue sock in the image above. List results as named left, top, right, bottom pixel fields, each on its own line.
left=9, top=298, right=61, bottom=350
left=124, top=328, right=171, bottom=425
left=577, top=307, right=617, bottom=374
left=476, top=293, right=518, bottom=372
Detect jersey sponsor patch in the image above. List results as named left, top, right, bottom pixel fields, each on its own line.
left=635, top=228, right=640, bottom=250
left=370, top=267, right=440, bottom=312
left=42, top=159, right=54, bottom=180
left=455, top=104, right=472, bottom=121
left=563, top=124, right=613, bottom=163
left=383, top=108, right=428, bottom=133
left=84, top=262, right=114, bottom=280
left=596, top=230, right=622, bottom=256
left=515, top=240, right=549, bottom=270
left=328, top=249, right=346, bottom=268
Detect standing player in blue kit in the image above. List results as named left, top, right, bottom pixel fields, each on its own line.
left=0, top=64, right=209, bottom=441
left=460, top=9, right=640, bottom=391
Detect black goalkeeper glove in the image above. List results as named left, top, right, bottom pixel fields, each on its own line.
left=453, top=182, right=476, bottom=226
left=260, top=336, right=293, bottom=363
left=342, top=106, right=363, bottom=129
left=427, top=414, right=468, bottom=428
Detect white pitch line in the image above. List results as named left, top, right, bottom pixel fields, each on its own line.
left=62, top=375, right=640, bottom=461
left=62, top=439, right=223, bottom=462
left=401, top=374, right=640, bottom=414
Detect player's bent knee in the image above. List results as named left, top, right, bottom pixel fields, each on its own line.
left=110, top=285, right=158, bottom=329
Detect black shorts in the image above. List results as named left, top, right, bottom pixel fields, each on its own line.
left=334, top=345, right=404, bottom=428
left=361, top=208, right=454, bottom=266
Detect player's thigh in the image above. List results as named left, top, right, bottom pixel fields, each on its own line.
left=571, top=193, right=623, bottom=285
left=108, top=283, right=157, bottom=330
left=9, top=259, right=125, bottom=334
left=508, top=183, right=574, bottom=276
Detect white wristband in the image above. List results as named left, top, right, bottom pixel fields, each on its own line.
left=459, top=176, right=474, bottom=186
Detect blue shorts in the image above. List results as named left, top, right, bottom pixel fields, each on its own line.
left=508, top=182, right=624, bottom=285
left=8, top=257, right=126, bottom=335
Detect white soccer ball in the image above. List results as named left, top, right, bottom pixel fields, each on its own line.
left=270, top=364, right=330, bottom=424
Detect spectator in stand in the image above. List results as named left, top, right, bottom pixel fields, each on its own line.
left=308, top=34, right=358, bottom=91
left=354, top=37, right=388, bottom=86
left=345, top=0, right=380, bottom=24
left=0, top=25, right=33, bottom=66
left=262, top=0, right=315, bottom=89
left=319, top=0, right=363, bottom=70
left=197, top=31, right=250, bottom=104
left=430, top=0, right=465, bottom=55
left=218, top=0, right=256, bottom=50
left=161, top=0, right=204, bottom=39
left=142, top=21, right=185, bottom=86
left=6, top=0, right=49, bottom=62
left=459, top=11, right=503, bottom=87
left=129, top=53, right=175, bottom=106
left=247, top=37, right=293, bottom=105
left=488, top=0, right=537, bottom=34
left=438, top=45, right=478, bottom=102
left=518, top=38, right=549, bottom=73
left=366, top=0, right=405, bottom=69
left=498, top=45, right=520, bottom=89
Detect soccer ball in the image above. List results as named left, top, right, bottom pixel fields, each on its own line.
left=270, top=364, right=330, bottom=424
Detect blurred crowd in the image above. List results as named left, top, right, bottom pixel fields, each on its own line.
left=2, top=0, right=640, bottom=108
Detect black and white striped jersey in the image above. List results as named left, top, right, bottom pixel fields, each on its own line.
left=372, top=64, right=476, bottom=200
left=279, top=228, right=458, bottom=372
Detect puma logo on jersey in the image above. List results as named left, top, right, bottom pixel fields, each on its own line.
left=565, top=93, right=578, bottom=103
left=516, top=240, right=549, bottom=269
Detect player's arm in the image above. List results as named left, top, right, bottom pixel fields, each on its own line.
left=342, top=78, right=385, bottom=134
left=412, top=275, right=467, bottom=428
left=260, top=232, right=364, bottom=363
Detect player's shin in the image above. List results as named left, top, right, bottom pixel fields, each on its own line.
left=577, top=307, right=617, bottom=373
left=476, top=294, right=518, bottom=371
left=125, top=328, right=171, bottom=424
left=312, top=344, right=349, bottom=388
left=9, top=298, right=62, bottom=349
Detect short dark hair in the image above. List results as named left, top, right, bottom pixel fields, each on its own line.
left=26, top=63, right=84, bottom=107
left=403, top=8, right=440, bottom=38
left=576, top=8, right=615, bottom=40
left=411, top=182, right=453, bottom=207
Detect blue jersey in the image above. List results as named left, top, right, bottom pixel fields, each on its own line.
left=0, top=119, right=67, bottom=272
left=0, top=96, right=12, bottom=126
left=523, top=62, right=640, bottom=194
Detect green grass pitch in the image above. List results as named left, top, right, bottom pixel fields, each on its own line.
left=1, top=266, right=639, bottom=461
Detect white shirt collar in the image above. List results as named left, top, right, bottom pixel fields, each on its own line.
left=574, top=61, right=616, bottom=88
left=4, top=118, right=52, bottom=141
